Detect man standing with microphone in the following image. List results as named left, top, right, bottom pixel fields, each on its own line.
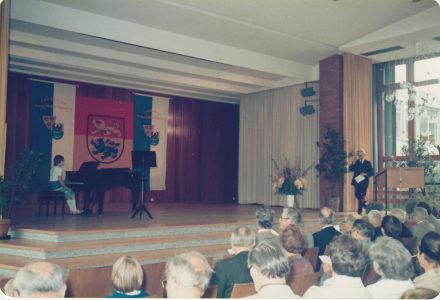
left=349, top=149, right=374, bottom=215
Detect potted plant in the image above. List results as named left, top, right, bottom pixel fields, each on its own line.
left=315, top=127, right=352, bottom=211
left=0, top=149, right=42, bottom=239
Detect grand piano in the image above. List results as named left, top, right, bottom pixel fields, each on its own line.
left=66, top=162, right=141, bottom=215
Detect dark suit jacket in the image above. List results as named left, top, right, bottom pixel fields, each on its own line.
left=210, top=251, right=253, bottom=298
left=349, top=159, right=374, bottom=188
left=401, top=224, right=413, bottom=238
left=313, top=226, right=341, bottom=256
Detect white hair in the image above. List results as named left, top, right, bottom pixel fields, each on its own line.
left=13, top=262, right=65, bottom=297
left=165, top=251, right=213, bottom=292
left=367, top=210, right=382, bottom=227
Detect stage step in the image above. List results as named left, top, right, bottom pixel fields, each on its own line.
left=8, top=221, right=253, bottom=242
left=0, top=230, right=231, bottom=260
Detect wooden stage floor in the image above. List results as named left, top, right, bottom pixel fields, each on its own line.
left=10, top=202, right=321, bottom=232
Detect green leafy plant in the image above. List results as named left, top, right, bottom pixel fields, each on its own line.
left=315, top=127, right=353, bottom=197
left=0, top=149, right=42, bottom=219
left=399, top=137, right=439, bottom=209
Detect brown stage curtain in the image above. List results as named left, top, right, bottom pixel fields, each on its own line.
left=0, top=0, right=10, bottom=176
left=343, top=53, right=373, bottom=212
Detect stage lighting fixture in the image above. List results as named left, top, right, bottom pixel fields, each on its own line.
left=301, top=86, right=316, bottom=97
left=299, top=104, right=315, bottom=116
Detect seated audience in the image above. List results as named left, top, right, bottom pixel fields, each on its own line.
left=400, top=287, right=439, bottom=299
left=381, top=215, right=414, bottom=253
left=367, top=237, right=415, bottom=298
left=210, top=226, right=255, bottom=298
left=368, top=209, right=383, bottom=240
left=278, top=207, right=302, bottom=230
left=246, top=241, right=299, bottom=298
left=313, top=207, right=341, bottom=270
left=414, top=231, right=440, bottom=292
left=164, top=251, right=213, bottom=298
left=344, top=213, right=361, bottom=232
left=303, top=234, right=369, bottom=299
left=255, top=205, right=279, bottom=245
left=389, top=208, right=413, bottom=238
left=411, top=207, right=436, bottom=244
left=280, top=224, right=314, bottom=282
left=351, top=219, right=374, bottom=256
left=12, top=261, right=66, bottom=298
left=107, top=256, right=149, bottom=298
left=417, top=202, right=440, bottom=233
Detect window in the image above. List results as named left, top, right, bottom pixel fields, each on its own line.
left=376, top=55, right=440, bottom=169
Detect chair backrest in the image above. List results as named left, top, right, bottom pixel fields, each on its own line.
left=202, top=285, right=218, bottom=298
left=290, top=272, right=321, bottom=296
left=402, top=237, right=417, bottom=255
left=303, top=247, right=319, bottom=270
left=361, top=263, right=381, bottom=286
left=230, top=283, right=255, bottom=298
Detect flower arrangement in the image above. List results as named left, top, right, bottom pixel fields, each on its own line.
left=272, top=157, right=309, bottom=195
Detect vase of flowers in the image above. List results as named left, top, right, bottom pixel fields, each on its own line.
left=272, top=157, right=309, bottom=208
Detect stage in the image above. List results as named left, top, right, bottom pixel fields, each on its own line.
left=0, top=202, right=344, bottom=297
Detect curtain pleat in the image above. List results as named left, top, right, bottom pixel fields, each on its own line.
left=239, top=84, right=320, bottom=208
left=343, top=53, right=373, bottom=212
left=0, top=0, right=10, bottom=176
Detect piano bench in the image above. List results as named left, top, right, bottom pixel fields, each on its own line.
left=38, top=191, right=66, bottom=217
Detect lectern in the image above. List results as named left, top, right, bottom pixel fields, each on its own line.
left=131, top=150, right=156, bottom=219
left=376, top=167, right=424, bottom=212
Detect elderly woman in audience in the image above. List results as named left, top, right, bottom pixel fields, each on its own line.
left=368, top=209, right=383, bottom=240
left=164, top=251, right=213, bottom=298
left=367, top=237, right=415, bottom=298
left=280, top=224, right=314, bottom=282
left=108, top=256, right=149, bottom=298
left=255, top=205, right=279, bottom=245
left=413, top=231, right=440, bottom=292
left=303, top=234, right=369, bottom=299
left=246, top=241, right=299, bottom=298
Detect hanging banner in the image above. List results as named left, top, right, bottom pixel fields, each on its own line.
left=73, top=96, right=133, bottom=170
left=29, top=80, right=76, bottom=189
left=133, top=94, right=169, bottom=190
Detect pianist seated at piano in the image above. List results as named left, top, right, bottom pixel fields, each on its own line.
left=48, top=155, right=82, bottom=215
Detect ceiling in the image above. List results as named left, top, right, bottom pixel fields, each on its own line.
left=8, top=0, right=440, bottom=103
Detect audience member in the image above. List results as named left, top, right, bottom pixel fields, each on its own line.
left=381, top=215, right=415, bottom=253
left=210, top=226, right=255, bottom=298
left=313, top=207, right=341, bottom=271
left=164, top=251, right=213, bottom=298
left=255, top=206, right=279, bottom=245
left=107, top=256, right=149, bottom=298
left=13, top=261, right=66, bottom=298
left=368, top=209, right=383, bottom=240
left=414, top=231, right=440, bottom=292
left=2, top=278, right=16, bottom=297
left=303, top=234, right=369, bottom=299
left=400, top=287, right=439, bottom=299
left=280, top=224, right=314, bottom=282
left=417, top=202, right=440, bottom=233
left=411, top=207, right=436, bottom=244
left=367, top=237, right=415, bottom=298
left=246, top=241, right=299, bottom=298
left=344, top=213, right=361, bottom=232
left=278, top=207, right=302, bottom=230
left=351, top=219, right=374, bottom=256
left=389, top=208, right=413, bottom=238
